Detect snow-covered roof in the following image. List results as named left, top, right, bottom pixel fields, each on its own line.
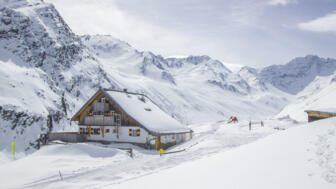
left=305, top=108, right=336, bottom=115
left=102, top=89, right=191, bottom=135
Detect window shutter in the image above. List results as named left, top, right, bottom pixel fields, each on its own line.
left=136, top=129, right=140, bottom=136
left=129, top=129, right=132, bottom=136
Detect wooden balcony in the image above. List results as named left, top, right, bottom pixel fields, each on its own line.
left=81, top=115, right=115, bottom=126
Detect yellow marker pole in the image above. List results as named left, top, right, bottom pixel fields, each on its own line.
left=11, top=141, right=16, bottom=156
left=159, top=148, right=164, bottom=156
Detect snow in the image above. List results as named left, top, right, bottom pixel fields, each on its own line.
left=111, top=118, right=336, bottom=189
left=1, top=118, right=335, bottom=188
left=277, top=73, right=336, bottom=121
left=0, top=59, right=58, bottom=115
left=104, top=90, right=190, bottom=134
left=1, top=1, right=336, bottom=188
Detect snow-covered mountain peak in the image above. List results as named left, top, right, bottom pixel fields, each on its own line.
left=259, top=55, right=336, bottom=94
left=239, top=66, right=258, bottom=75
left=165, top=55, right=229, bottom=70
left=1, top=0, right=40, bottom=9
left=0, top=0, right=86, bottom=70
left=166, top=55, right=210, bottom=66
left=81, top=35, right=137, bottom=59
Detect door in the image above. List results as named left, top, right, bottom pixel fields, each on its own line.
left=176, top=134, right=181, bottom=144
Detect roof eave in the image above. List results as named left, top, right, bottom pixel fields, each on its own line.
left=70, top=89, right=104, bottom=121
left=304, top=110, right=336, bottom=115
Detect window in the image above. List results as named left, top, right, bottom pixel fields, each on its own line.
left=129, top=128, right=140, bottom=137
left=106, top=129, right=110, bottom=133
left=113, top=128, right=117, bottom=133
left=90, top=128, right=94, bottom=135
left=79, top=128, right=84, bottom=134
left=93, top=128, right=100, bottom=135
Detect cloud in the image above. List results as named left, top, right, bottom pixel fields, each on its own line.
left=45, top=0, right=336, bottom=67
left=268, top=0, right=297, bottom=6
left=298, top=12, right=336, bottom=33
left=45, top=0, right=197, bottom=57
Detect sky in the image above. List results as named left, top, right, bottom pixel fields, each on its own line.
left=46, top=0, right=336, bottom=67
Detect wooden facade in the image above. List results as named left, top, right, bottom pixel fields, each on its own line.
left=305, top=110, right=336, bottom=122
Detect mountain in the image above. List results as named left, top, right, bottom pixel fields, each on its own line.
left=0, top=0, right=117, bottom=152
left=259, top=55, right=336, bottom=94
left=83, top=34, right=292, bottom=123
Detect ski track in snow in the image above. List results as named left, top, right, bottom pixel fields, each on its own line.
left=313, top=127, right=336, bottom=183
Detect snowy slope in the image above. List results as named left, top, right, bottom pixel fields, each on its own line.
left=277, top=73, right=336, bottom=121
left=112, top=118, right=336, bottom=189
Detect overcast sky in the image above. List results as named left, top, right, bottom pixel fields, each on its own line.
left=47, top=0, right=336, bottom=67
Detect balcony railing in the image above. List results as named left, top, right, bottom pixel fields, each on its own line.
left=81, top=115, right=115, bottom=126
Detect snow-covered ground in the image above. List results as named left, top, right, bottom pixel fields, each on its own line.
left=112, top=118, right=336, bottom=189
left=0, top=118, right=301, bottom=189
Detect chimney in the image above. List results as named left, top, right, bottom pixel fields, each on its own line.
left=123, top=88, right=128, bottom=92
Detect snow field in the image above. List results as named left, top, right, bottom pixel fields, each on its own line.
left=0, top=118, right=299, bottom=189
left=111, top=118, right=336, bottom=189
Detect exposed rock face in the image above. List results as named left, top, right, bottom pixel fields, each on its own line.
left=0, top=0, right=117, bottom=152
